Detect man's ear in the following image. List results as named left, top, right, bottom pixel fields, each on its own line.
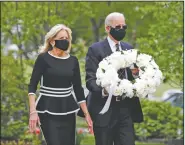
left=105, top=25, right=110, bottom=33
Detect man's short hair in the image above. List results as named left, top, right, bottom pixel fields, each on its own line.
left=105, top=12, right=125, bottom=26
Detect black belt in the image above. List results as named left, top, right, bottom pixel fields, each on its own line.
left=112, top=96, right=124, bottom=102
left=112, top=96, right=128, bottom=108
left=116, top=96, right=122, bottom=101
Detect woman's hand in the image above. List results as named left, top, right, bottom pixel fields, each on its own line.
left=79, top=102, right=94, bottom=134
left=85, top=113, right=93, bottom=134
left=29, top=111, right=40, bottom=133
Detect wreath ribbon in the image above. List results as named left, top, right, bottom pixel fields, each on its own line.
left=99, top=82, right=116, bottom=114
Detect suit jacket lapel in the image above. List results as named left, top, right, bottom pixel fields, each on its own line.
left=120, top=42, right=127, bottom=51
left=102, top=38, right=112, bottom=57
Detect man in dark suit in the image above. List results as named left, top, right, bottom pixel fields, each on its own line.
left=85, top=12, right=143, bottom=145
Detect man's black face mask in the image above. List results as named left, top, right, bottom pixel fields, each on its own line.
left=109, top=25, right=127, bottom=41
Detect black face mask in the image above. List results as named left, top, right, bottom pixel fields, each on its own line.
left=54, top=39, right=69, bottom=51
left=109, top=27, right=126, bottom=41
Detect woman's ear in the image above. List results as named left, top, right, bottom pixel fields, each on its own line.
left=50, top=39, right=55, bottom=47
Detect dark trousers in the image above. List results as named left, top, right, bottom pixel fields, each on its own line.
left=93, top=101, right=135, bottom=145
left=38, top=113, right=76, bottom=145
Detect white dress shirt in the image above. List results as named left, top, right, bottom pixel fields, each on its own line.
left=107, top=36, right=122, bottom=52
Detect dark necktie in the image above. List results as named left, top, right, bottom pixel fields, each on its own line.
left=115, top=43, right=120, bottom=51
left=115, top=43, right=127, bottom=80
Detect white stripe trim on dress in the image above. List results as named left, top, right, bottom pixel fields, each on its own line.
left=40, top=92, right=72, bottom=97
left=41, top=85, right=73, bottom=91
left=40, top=89, right=71, bottom=94
left=41, top=76, right=43, bottom=86
left=35, top=94, right=42, bottom=106
left=78, top=100, right=86, bottom=104
left=48, top=51, right=70, bottom=59
left=36, top=108, right=80, bottom=115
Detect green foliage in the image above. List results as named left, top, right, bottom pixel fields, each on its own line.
left=71, top=38, right=88, bottom=84
left=134, top=99, right=183, bottom=140
left=1, top=51, right=29, bottom=138
left=1, top=136, right=41, bottom=145
left=135, top=2, right=183, bottom=88
left=1, top=140, right=29, bottom=145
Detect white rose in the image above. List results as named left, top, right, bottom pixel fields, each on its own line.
left=99, top=59, right=109, bottom=70
left=96, top=79, right=101, bottom=86
left=134, top=79, right=148, bottom=98
left=96, top=68, right=104, bottom=79
left=109, top=51, right=121, bottom=60
left=101, top=78, right=111, bottom=87
left=155, top=70, right=163, bottom=79
left=150, top=60, right=159, bottom=69
left=147, top=79, right=156, bottom=88
left=113, top=86, right=123, bottom=96
left=109, top=59, right=120, bottom=70
left=119, top=79, right=134, bottom=98
left=136, top=54, right=152, bottom=67
left=124, top=49, right=138, bottom=65
left=143, top=67, right=156, bottom=78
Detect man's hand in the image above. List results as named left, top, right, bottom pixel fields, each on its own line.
left=103, top=88, right=109, bottom=96
left=131, top=68, right=139, bottom=79
left=131, top=68, right=139, bottom=76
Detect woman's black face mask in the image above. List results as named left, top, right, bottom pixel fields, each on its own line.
left=54, top=39, right=69, bottom=51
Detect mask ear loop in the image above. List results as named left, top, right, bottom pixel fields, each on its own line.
left=51, top=40, right=55, bottom=48
left=49, top=37, right=55, bottom=48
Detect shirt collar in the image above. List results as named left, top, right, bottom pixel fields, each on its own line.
left=107, top=36, right=121, bottom=51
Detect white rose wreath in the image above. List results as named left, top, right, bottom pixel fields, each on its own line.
left=96, top=49, right=163, bottom=114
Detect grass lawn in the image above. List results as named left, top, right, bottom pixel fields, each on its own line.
left=80, top=134, right=165, bottom=145
left=136, top=142, right=165, bottom=145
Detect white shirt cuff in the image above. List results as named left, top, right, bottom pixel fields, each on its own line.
left=28, top=93, right=36, bottom=96
left=78, top=100, right=86, bottom=104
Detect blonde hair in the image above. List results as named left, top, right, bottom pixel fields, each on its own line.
left=39, top=24, right=72, bottom=53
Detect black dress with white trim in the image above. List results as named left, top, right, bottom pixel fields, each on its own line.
left=28, top=51, right=85, bottom=115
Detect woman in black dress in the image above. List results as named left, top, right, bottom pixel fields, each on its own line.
left=28, top=24, right=93, bottom=145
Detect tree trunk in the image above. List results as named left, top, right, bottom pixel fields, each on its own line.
left=90, top=18, right=104, bottom=42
